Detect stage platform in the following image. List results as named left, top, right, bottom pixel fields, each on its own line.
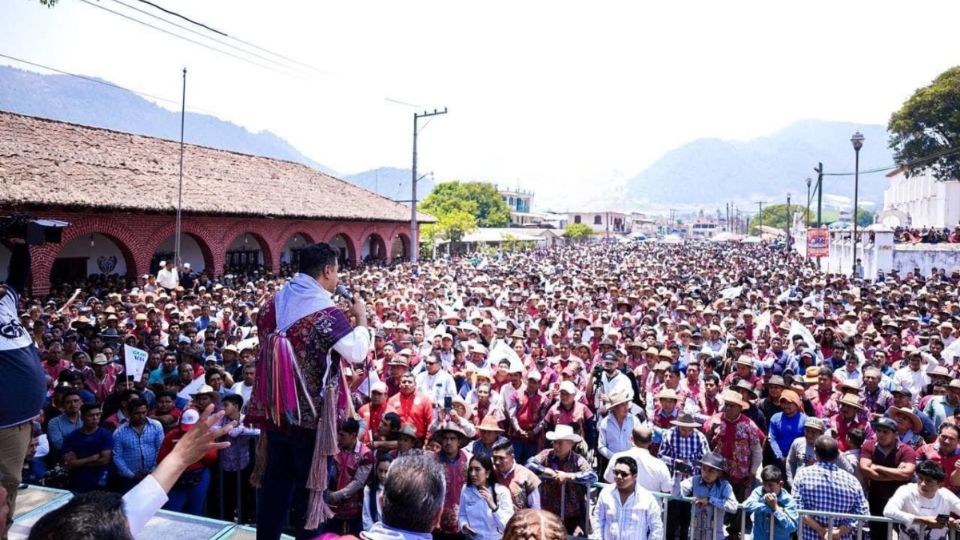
left=9, top=484, right=290, bottom=539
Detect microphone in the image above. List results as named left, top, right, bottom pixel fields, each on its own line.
left=334, top=284, right=354, bottom=304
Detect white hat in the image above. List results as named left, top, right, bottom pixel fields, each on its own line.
left=546, top=424, right=582, bottom=443
left=183, top=262, right=191, bottom=269
left=527, top=370, right=542, bottom=381
left=559, top=381, right=578, bottom=395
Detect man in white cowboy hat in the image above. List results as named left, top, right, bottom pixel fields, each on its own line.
left=597, top=388, right=637, bottom=463
left=587, top=351, right=633, bottom=415
left=527, top=424, right=598, bottom=536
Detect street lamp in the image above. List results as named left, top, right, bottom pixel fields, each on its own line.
left=786, top=192, right=792, bottom=257
left=850, top=131, right=865, bottom=277
left=805, top=177, right=812, bottom=227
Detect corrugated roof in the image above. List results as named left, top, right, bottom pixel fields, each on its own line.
left=0, top=111, right=435, bottom=222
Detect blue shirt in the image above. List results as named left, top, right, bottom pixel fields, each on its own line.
left=63, top=427, right=113, bottom=492
left=113, top=419, right=165, bottom=478
left=768, top=411, right=806, bottom=460
left=743, top=486, right=799, bottom=540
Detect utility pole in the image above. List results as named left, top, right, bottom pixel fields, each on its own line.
left=175, top=67, right=186, bottom=268
left=410, top=107, right=447, bottom=264
left=754, top=200, right=769, bottom=237
left=814, top=162, right=824, bottom=227
left=786, top=192, right=792, bottom=255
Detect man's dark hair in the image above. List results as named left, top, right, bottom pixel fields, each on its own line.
left=222, top=394, right=244, bottom=409
left=492, top=439, right=514, bottom=454
left=28, top=490, right=132, bottom=540
left=156, top=390, right=177, bottom=401
left=813, top=435, right=839, bottom=462
left=917, top=459, right=947, bottom=482
left=940, top=423, right=960, bottom=438
left=127, top=398, right=147, bottom=412
left=340, top=417, right=360, bottom=435
left=615, top=456, right=638, bottom=476
left=818, top=366, right=834, bottom=378
left=632, top=426, right=652, bottom=446
left=381, top=453, right=446, bottom=533
left=760, top=465, right=783, bottom=483
left=80, top=403, right=101, bottom=416
left=60, top=388, right=82, bottom=402
left=298, top=243, right=339, bottom=278
left=382, top=412, right=402, bottom=432
left=846, top=427, right=866, bottom=450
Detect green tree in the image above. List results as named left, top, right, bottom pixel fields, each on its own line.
left=563, top=223, right=595, bottom=242
left=748, top=204, right=811, bottom=235
left=888, top=66, right=960, bottom=181
left=419, top=181, right=512, bottom=227
left=855, top=209, right=874, bottom=227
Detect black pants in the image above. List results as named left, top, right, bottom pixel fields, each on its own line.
left=223, top=466, right=255, bottom=523
left=726, top=479, right=753, bottom=539
left=868, top=492, right=890, bottom=540
left=666, top=499, right=692, bottom=540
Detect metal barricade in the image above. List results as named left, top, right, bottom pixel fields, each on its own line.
left=595, top=484, right=944, bottom=540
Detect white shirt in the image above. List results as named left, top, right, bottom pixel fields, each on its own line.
left=591, top=482, right=664, bottom=540
left=122, top=474, right=168, bottom=536
left=893, top=366, right=930, bottom=402
left=603, top=447, right=672, bottom=493
left=457, top=484, right=514, bottom=540
left=334, top=326, right=373, bottom=365
left=231, top=381, right=253, bottom=404
left=156, top=268, right=179, bottom=290
left=415, top=369, right=458, bottom=405
left=884, top=483, right=960, bottom=540
left=598, top=413, right=637, bottom=459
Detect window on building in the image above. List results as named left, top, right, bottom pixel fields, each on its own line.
left=594, top=215, right=602, bottom=225
left=574, top=215, right=582, bottom=224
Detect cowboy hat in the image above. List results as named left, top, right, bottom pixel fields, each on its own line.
left=700, top=451, right=727, bottom=472
left=803, top=366, right=821, bottom=384
left=607, top=388, right=632, bottom=408
left=655, top=388, right=680, bottom=402
left=720, top=390, right=750, bottom=410
left=476, top=416, right=504, bottom=433
left=837, top=393, right=864, bottom=411
left=670, top=413, right=701, bottom=428
left=886, top=406, right=922, bottom=433
left=546, top=424, right=582, bottom=443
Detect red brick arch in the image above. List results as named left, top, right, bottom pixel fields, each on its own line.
left=325, top=229, right=358, bottom=268
left=218, top=222, right=276, bottom=273
left=389, top=228, right=412, bottom=261
left=273, top=227, right=315, bottom=270
left=142, top=221, right=217, bottom=275
left=31, top=215, right=139, bottom=292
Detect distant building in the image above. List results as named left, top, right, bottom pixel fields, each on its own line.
left=443, top=227, right=562, bottom=253
left=879, top=168, right=960, bottom=228
left=688, top=220, right=720, bottom=239
left=565, top=212, right=630, bottom=235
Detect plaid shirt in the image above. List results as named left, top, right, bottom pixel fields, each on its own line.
left=659, top=427, right=709, bottom=474
left=792, top=461, right=869, bottom=540
left=112, top=419, right=164, bottom=479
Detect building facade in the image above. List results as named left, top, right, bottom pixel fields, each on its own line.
left=881, top=168, right=960, bottom=228
left=0, top=112, right=431, bottom=294
left=565, top=211, right=631, bottom=235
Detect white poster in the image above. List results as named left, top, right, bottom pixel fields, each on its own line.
left=178, top=375, right=206, bottom=400
left=124, top=344, right=149, bottom=382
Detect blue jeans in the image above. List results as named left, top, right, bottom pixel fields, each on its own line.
left=164, top=467, right=211, bottom=516
left=256, top=428, right=318, bottom=540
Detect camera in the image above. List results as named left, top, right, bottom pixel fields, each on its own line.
left=674, top=460, right=694, bottom=476
left=0, top=214, right=68, bottom=245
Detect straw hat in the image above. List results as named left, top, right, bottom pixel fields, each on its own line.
left=837, top=393, right=864, bottom=411
left=607, top=388, right=632, bottom=408
left=887, top=406, right=922, bottom=433
left=476, top=416, right=504, bottom=433
left=670, top=413, right=701, bottom=428
left=546, top=424, right=582, bottom=443
left=655, top=388, right=680, bottom=402
left=720, top=390, right=750, bottom=410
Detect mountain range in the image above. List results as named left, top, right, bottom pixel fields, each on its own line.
left=0, top=64, right=897, bottom=210
left=621, top=120, right=894, bottom=209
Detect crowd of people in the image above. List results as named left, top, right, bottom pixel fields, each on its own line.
left=5, top=236, right=960, bottom=540
left=894, top=225, right=960, bottom=244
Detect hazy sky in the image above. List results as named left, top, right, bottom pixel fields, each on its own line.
left=2, top=0, right=958, bottom=209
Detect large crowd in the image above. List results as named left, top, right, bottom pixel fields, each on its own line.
left=5, top=237, right=960, bottom=540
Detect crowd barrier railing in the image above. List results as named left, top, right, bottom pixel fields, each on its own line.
left=592, top=485, right=947, bottom=540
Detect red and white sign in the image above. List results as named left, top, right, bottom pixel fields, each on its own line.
left=807, top=228, right=829, bottom=257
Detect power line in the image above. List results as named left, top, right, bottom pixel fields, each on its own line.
left=822, top=145, right=960, bottom=177
left=76, top=0, right=306, bottom=80
left=130, top=0, right=329, bottom=76
left=105, top=0, right=310, bottom=76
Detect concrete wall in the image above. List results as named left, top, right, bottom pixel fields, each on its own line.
left=892, top=244, right=960, bottom=275
left=882, top=170, right=960, bottom=228
left=795, top=225, right=960, bottom=277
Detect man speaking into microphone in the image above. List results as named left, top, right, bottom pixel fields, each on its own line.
left=248, top=242, right=371, bottom=539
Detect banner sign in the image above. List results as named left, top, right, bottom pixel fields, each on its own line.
left=124, top=344, right=149, bottom=382
left=807, top=228, right=829, bottom=257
